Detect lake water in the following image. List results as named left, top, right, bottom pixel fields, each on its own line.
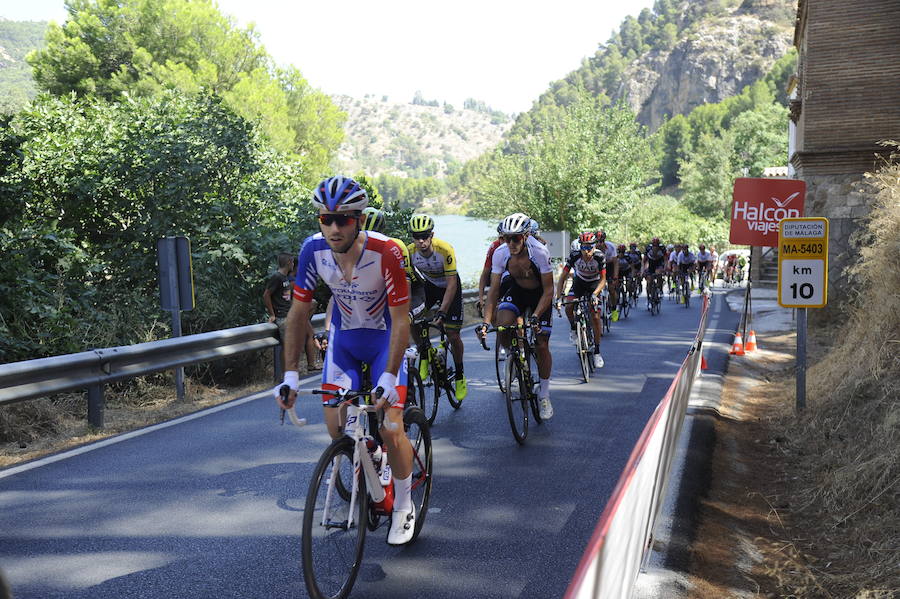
left=430, top=214, right=498, bottom=285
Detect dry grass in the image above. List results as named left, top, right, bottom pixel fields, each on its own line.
left=763, top=147, right=900, bottom=597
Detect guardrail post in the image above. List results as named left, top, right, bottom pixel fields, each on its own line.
left=87, top=384, right=104, bottom=429
left=273, top=343, right=284, bottom=384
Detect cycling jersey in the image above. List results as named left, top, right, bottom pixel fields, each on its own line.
left=678, top=251, right=697, bottom=265
left=295, top=232, right=409, bottom=331
left=625, top=250, right=642, bottom=266
left=483, top=238, right=504, bottom=270
left=491, top=239, right=553, bottom=279
left=597, top=240, right=617, bottom=262
left=294, top=231, right=410, bottom=407
left=563, top=250, right=606, bottom=282
left=407, top=237, right=458, bottom=288
left=697, top=250, right=713, bottom=263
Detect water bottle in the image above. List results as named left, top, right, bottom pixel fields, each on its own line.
left=379, top=449, right=392, bottom=486
left=363, top=438, right=381, bottom=472
left=436, top=342, right=448, bottom=374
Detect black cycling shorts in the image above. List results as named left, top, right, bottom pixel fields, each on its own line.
left=423, top=276, right=463, bottom=329
left=497, top=279, right=552, bottom=335
left=566, top=276, right=600, bottom=299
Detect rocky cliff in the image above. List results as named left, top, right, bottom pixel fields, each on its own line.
left=623, top=13, right=793, bottom=130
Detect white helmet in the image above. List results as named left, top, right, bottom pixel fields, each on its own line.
left=571, top=239, right=580, bottom=252
left=499, top=212, right=530, bottom=235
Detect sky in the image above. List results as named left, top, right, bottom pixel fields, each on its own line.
left=5, top=0, right=656, bottom=114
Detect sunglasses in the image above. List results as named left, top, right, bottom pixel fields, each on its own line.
left=580, top=244, right=594, bottom=251
left=412, top=232, right=432, bottom=241
left=504, top=234, right=524, bottom=244
left=318, top=213, right=357, bottom=227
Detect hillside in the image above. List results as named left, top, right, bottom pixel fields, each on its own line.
left=0, top=19, right=46, bottom=115
left=332, top=94, right=511, bottom=179
left=511, top=0, right=796, bottom=136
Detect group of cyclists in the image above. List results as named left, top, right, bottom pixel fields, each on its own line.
left=272, top=174, right=744, bottom=549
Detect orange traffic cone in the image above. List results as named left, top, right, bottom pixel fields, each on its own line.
left=701, top=354, right=709, bottom=370
left=730, top=332, right=745, bottom=356
left=745, top=330, right=758, bottom=352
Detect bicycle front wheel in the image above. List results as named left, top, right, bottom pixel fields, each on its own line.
left=409, top=366, right=436, bottom=426
left=505, top=355, right=529, bottom=444
left=494, top=341, right=506, bottom=394
left=576, top=319, right=590, bottom=383
left=404, top=407, right=433, bottom=541
left=302, top=438, right=367, bottom=599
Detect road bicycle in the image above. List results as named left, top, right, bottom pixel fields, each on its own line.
left=478, top=322, right=542, bottom=445
left=297, top=386, right=433, bottom=599
left=626, top=272, right=641, bottom=308
left=614, top=276, right=630, bottom=319
left=677, top=270, right=692, bottom=308
left=598, top=288, right=611, bottom=335
left=697, top=266, right=710, bottom=293
left=646, top=272, right=663, bottom=316
left=411, top=317, right=460, bottom=425
left=560, top=296, right=597, bottom=383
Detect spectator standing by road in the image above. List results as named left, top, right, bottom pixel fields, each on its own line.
left=264, top=252, right=318, bottom=372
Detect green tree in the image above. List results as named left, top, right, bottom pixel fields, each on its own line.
left=27, top=0, right=344, bottom=168
left=658, top=113, right=693, bottom=186
left=730, top=103, right=789, bottom=176
left=679, top=130, right=737, bottom=219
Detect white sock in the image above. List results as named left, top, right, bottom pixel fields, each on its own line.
left=393, top=474, right=413, bottom=512
left=540, top=378, right=550, bottom=398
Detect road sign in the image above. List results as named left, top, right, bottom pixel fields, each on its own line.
left=157, top=236, right=195, bottom=311
left=730, top=178, right=806, bottom=246
left=777, top=218, right=828, bottom=308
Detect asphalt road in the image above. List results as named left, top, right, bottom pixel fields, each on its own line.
left=0, top=288, right=728, bottom=599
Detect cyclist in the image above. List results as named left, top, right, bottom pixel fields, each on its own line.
left=677, top=245, right=697, bottom=299
left=407, top=214, right=468, bottom=401
left=594, top=230, right=619, bottom=322
left=737, top=254, right=747, bottom=283
left=642, top=237, right=667, bottom=308
left=477, top=222, right=505, bottom=318
left=613, top=244, right=631, bottom=313
left=362, top=207, right=427, bottom=319
left=477, top=213, right=555, bottom=418
left=724, top=253, right=737, bottom=284
left=666, top=243, right=680, bottom=295
left=696, top=243, right=713, bottom=292
left=556, top=232, right=606, bottom=368
left=529, top=219, right=548, bottom=245
left=625, top=242, right=643, bottom=296
left=275, top=176, right=417, bottom=545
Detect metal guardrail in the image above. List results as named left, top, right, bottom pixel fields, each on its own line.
left=0, top=288, right=480, bottom=429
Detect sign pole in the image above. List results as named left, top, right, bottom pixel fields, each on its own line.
left=165, top=249, right=186, bottom=402
left=796, top=307, right=806, bottom=411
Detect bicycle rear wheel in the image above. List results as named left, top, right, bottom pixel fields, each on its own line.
left=403, top=407, right=433, bottom=542
left=302, top=438, right=367, bottom=599
left=505, top=355, right=529, bottom=444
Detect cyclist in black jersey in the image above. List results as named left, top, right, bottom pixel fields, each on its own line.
left=556, top=231, right=606, bottom=368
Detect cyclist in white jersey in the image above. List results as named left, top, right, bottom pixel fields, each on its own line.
left=595, top=230, right=620, bottom=321
left=477, top=213, right=555, bottom=419
left=696, top=244, right=713, bottom=291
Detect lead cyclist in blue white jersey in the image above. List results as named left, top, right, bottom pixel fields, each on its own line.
left=275, top=176, right=417, bottom=545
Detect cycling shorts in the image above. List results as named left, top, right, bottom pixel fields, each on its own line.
left=321, top=327, right=408, bottom=409
left=423, top=276, right=463, bottom=329
left=409, top=280, right=426, bottom=318
left=498, top=279, right=552, bottom=335
left=647, top=259, right=666, bottom=274
left=566, top=276, right=600, bottom=300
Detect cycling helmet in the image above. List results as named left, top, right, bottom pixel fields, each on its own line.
left=570, top=239, right=581, bottom=252
left=311, top=176, right=368, bottom=212
left=651, top=237, right=660, bottom=245
left=667, top=244, right=674, bottom=250
left=361, top=207, right=385, bottom=233
left=617, top=244, right=626, bottom=251
left=497, top=221, right=504, bottom=235
left=629, top=242, right=638, bottom=250
left=578, top=231, right=596, bottom=244
left=698, top=243, right=706, bottom=250
left=596, top=229, right=607, bottom=242
left=499, top=212, right=530, bottom=235
left=529, top=219, right=540, bottom=235
left=409, top=214, right=435, bottom=234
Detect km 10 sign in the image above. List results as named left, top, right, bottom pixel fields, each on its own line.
left=730, top=178, right=806, bottom=247
left=777, top=217, right=829, bottom=308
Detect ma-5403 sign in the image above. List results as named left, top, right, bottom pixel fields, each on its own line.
left=778, top=217, right=828, bottom=308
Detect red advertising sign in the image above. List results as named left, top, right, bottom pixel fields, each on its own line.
left=729, top=178, right=806, bottom=246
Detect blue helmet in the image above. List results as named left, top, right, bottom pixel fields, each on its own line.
left=311, top=176, right=368, bottom=212
left=529, top=219, right=540, bottom=235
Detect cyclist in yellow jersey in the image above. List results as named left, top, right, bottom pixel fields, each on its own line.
left=407, top=214, right=467, bottom=401
left=361, top=207, right=426, bottom=318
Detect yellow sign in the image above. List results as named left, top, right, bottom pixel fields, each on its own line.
left=777, top=218, right=828, bottom=308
